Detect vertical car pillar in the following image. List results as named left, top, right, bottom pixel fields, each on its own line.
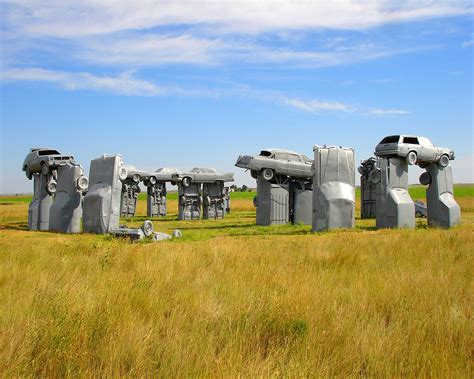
left=255, top=175, right=289, bottom=226
left=291, top=181, right=313, bottom=225
left=420, top=164, right=460, bottom=228
left=49, top=163, right=88, bottom=233
left=177, top=183, right=201, bottom=220
left=147, top=182, right=167, bottom=217
left=312, top=146, right=355, bottom=231
left=374, top=157, right=415, bottom=229
left=28, top=174, right=53, bottom=231
left=358, top=157, right=379, bottom=219
left=83, top=154, right=127, bottom=233
left=202, top=182, right=226, bottom=219
left=224, top=187, right=231, bottom=214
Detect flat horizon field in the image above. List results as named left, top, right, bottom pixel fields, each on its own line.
left=0, top=185, right=472, bottom=376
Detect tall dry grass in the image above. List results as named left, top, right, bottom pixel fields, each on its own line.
left=0, top=197, right=473, bottom=376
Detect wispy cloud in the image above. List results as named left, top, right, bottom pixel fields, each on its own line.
left=1, top=67, right=410, bottom=117
left=366, top=108, right=411, bottom=116
left=462, top=33, right=474, bottom=48
left=4, top=1, right=472, bottom=38
left=1, top=68, right=162, bottom=95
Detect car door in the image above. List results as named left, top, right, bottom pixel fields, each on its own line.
left=417, top=137, right=437, bottom=161
left=272, top=153, right=289, bottom=175
left=402, top=136, right=421, bottom=158
left=288, top=154, right=304, bottom=176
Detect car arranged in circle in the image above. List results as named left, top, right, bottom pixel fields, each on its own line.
left=374, top=135, right=454, bottom=167
left=235, top=148, right=313, bottom=181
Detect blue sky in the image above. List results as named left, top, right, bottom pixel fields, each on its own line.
left=1, top=1, right=473, bottom=193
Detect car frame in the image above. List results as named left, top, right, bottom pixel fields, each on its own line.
left=235, top=148, right=313, bottom=181
left=374, top=135, right=454, bottom=167
left=22, top=147, right=75, bottom=179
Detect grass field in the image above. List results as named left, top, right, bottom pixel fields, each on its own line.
left=0, top=185, right=473, bottom=376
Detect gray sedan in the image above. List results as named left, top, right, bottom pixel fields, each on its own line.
left=22, top=147, right=75, bottom=179
left=235, top=148, right=313, bottom=181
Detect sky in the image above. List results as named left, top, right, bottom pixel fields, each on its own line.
left=0, top=0, right=473, bottom=193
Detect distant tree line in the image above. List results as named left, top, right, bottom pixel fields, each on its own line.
left=230, top=184, right=253, bottom=192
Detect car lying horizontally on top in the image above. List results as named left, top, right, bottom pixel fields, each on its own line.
left=374, top=135, right=454, bottom=167
left=172, top=168, right=234, bottom=187
left=235, top=148, right=313, bottom=181
left=22, top=147, right=75, bottom=179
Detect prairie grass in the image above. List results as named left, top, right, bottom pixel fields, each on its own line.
left=0, top=187, right=473, bottom=376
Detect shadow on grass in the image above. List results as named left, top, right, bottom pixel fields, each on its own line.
left=0, top=221, right=29, bottom=231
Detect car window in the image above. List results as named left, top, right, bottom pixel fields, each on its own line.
left=403, top=137, right=419, bottom=144
left=380, top=135, right=399, bottom=144
left=288, top=154, right=301, bottom=162
left=259, top=151, right=272, bottom=157
left=302, top=155, right=311, bottom=162
left=274, top=153, right=288, bottom=161
left=38, top=150, right=60, bottom=155
left=418, top=137, right=433, bottom=147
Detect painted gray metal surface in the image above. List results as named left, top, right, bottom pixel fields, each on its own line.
left=255, top=175, right=289, bottom=226
left=145, top=168, right=181, bottom=217
left=120, top=166, right=147, bottom=218
left=177, top=182, right=201, bottom=220
left=83, top=154, right=126, bottom=234
left=312, top=146, right=355, bottom=231
left=421, top=164, right=461, bottom=228
left=49, top=163, right=88, bottom=233
left=224, top=187, right=231, bottom=214
left=174, top=167, right=234, bottom=185
left=28, top=174, right=53, bottom=230
left=358, top=157, right=379, bottom=219
left=415, top=200, right=427, bottom=218
left=202, top=182, right=226, bottom=219
left=374, top=157, right=415, bottom=229
left=292, top=186, right=313, bottom=225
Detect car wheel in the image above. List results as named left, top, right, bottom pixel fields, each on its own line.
left=170, top=181, right=177, bottom=186
left=132, top=174, right=140, bottom=183
left=262, top=168, right=274, bottom=181
left=76, top=175, right=89, bottom=191
left=41, top=162, right=49, bottom=175
left=141, top=220, right=154, bottom=237
left=439, top=154, right=450, bottom=168
left=368, top=168, right=381, bottom=184
left=148, top=176, right=157, bottom=185
left=25, top=167, right=32, bottom=180
left=419, top=172, right=432, bottom=186
left=182, top=177, right=191, bottom=187
left=250, top=170, right=258, bottom=179
left=407, top=151, right=417, bottom=165
left=46, top=180, right=57, bottom=195
left=179, top=195, right=186, bottom=206
left=118, top=166, right=128, bottom=181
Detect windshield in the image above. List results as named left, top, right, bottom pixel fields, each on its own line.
left=379, top=135, right=400, bottom=144
left=38, top=149, right=61, bottom=155
left=259, top=150, right=272, bottom=157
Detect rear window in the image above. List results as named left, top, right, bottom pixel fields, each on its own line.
left=288, top=154, right=301, bottom=162
left=259, top=151, right=272, bottom=157
left=403, top=137, right=419, bottom=144
left=38, top=150, right=60, bottom=155
left=380, top=135, right=400, bottom=144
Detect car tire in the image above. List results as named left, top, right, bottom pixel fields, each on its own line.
left=368, top=168, right=381, bottom=184
left=357, top=166, right=365, bottom=176
left=170, top=181, right=176, bottom=186
left=419, top=172, right=432, bottom=186
left=182, top=177, right=191, bottom=187
left=118, top=166, right=128, bottom=181
left=179, top=195, right=186, bottom=206
left=76, top=175, right=88, bottom=191
left=250, top=170, right=258, bottom=179
left=46, top=180, right=57, bottom=195
left=439, top=154, right=449, bottom=168
left=132, top=174, right=140, bottom=183
left=148, top=176, right=157, bottom=185
left=262, top=168, right=274, bottom=181
left=41, top=162, right=49, bottom=175
left=141, top=220, right=154, bottom=237
left=407, top=151, right=417, bottom=165
left=25, top=167, right=32, bottom=180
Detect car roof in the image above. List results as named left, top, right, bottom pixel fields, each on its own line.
left=262, top=148, right=301, bottom=155
left=30, top=147, right=59, bottom=152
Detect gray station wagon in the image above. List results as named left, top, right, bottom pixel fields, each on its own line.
left=172, top=168, right=234, bottom=187
left=374, top=135, right=454, bottom=167
left=235, top=148, right=313, bottom=181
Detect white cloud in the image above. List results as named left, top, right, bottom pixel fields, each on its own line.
left=284, top=98, right=354, bottom=113
left=4, top=1, right=472, bottom=38
left=462, top=33, right=474, bottom=48
left=1, top=68, right=162, bottom=95
left=366, top=108, right=411, bottom=115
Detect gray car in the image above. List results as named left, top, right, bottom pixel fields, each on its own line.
left=173, top=168, right=234, bottom=187
left=22, top=147, right=75, bottom=179
left=374, top=135, right=454, bottom=167
left=235, top=148, right=313, bottom=181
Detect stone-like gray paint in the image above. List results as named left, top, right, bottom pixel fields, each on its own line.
left=358, top=157, right=379, bottom=219
left=312, top=146, right=355, bottom=231
left=28, top=174, right=53, bottom=231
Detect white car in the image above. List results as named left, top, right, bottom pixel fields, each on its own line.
left=374, top=135, right=454, bottom=167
